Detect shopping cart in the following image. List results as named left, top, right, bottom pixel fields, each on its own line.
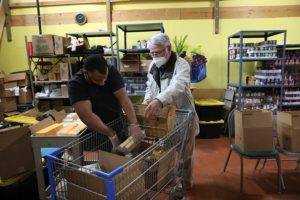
left=46, top=110, right=192, bottom=200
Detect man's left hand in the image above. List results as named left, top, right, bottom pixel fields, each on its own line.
left=145, top=99, right=162, bottom=118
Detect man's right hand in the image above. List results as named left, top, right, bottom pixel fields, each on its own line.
left=108, top=132, right=120, bottom=152
left=128, top=124, right=146, bottom=142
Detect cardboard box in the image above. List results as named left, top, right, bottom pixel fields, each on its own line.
left=191, top=88, right=225, bottom=101
left=144, top=148, right=176, bottom=191
left=51, top=99, right=64, bottom=111
left=62, top=150, right=145, bottom=200
left=0, top=97, right=17, bottom=112
left=0, top=101, right=3, bottom=113
left=0, top=74, right=4, bottom=89
left=0, top=89, right=16, bottom=98
left=37, top=100, right=51, bottom=112
left=140, top=60, right=152, bottom=72
left=61, top=84, right=68, bottom=97
left=4, top=81, right=17, bottom=89
left=234, top=110, right=273, bottom=152
left=135, top=104, right=176, bottom=138
left=120, top=54, right=140, bottom=73
left=4, top=72, right=30, bottom=87
left=0, top=126, right=35, bottom=180
left=277, top=111, right=300, bottom=152
left=59, top=63, right=69, bottom=80
left=32, top=35, right=55, bottom=56
left=0, top=112, right=3, bottom=121
left=18, top=89, right=33, bottom=104
left=54, top=36, right=70, bottom=55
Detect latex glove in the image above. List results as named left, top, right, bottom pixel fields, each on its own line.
left=128, top=124, right=145, bottom=142
left=144, top=99, right=163, bottom=119
left=142, top=99, right=151, bottom=105
left=108, top=132, right=120, bottom=152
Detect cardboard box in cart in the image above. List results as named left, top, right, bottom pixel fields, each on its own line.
left=62, top=150, right=146, bottom=200
left=277, top=111, right=300, bottom=152
left=234, top=110, right=273, bottom=152
left=135, top=104, right=176, bottom=138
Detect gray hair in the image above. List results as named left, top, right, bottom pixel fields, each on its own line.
left=147, top=33, right=171, bottom=48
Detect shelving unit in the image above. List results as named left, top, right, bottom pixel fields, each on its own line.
left=66, top=31, right=115, bottom=66
left=227, top=30, right=287, bottom=111
left=277, top=44, right=300, bottom=110
left=25, top=36, right=72, bottom=107
left=115, top=23, right=164, bottom=96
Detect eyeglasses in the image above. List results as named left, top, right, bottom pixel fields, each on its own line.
left=149, top=48, right=166, bottom=58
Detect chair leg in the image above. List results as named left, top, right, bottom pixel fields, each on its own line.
left=275, top=155, right=283, bottom=193
left=240, top=156, right=244, bottom=193
left=261, top=158, right=267, bottom=170
left=295, top=158, right=300, bottom=171
left=223, top=148, right=233, bottom=172
left=254, top=159, right=261, bottom=172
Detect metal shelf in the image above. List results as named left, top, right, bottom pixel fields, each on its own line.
left=119, top=48, right=150, bottom=53
left=66, top=32, right=115, bottom=38
left=33, top=80, right=68, bottom=84
left=229, top=58, right=282, bottom=62
left=68, top=53, right=113, bottom=57
left=30, top=54, right=69, bottom=58
left=228, top=83, right=281, bottom=88
left=277, top=44, right=300, bottom=49
left=116, top=22, right=164, bottom=73
left=36, top=96, right=69, bottom=99
left=228, top=30, right=286, bottom=39
left=282, top=104, right=300, bottom=107
left=117, top=23, right=164, bottom=33
left=284, top=85, right=300, bottom=88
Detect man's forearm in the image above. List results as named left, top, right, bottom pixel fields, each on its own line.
left=121, top=97, right=138, bottom=125
left=80, top=113, right=115, bottom=137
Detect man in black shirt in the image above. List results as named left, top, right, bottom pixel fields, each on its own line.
left=68, top=55, right=143, bottom=151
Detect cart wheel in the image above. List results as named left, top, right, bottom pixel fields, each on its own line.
left=169, top=181, right=186, bottom=200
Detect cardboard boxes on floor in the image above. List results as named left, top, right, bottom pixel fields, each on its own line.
left=0, top=126, right=35, bottom=180
left=277, top=111, right=300, bottom=152
left=234, top=110, right=274, bottom=152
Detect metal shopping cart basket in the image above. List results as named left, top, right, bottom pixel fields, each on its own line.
left=45, top=110, right=192, bottom=200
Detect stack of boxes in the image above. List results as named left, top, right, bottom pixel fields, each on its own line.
left=0, top=72, right=32, bottom=119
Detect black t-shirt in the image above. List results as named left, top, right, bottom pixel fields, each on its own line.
left=68, top=67, right=124, bottom=124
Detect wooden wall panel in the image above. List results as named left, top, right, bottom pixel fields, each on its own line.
left=9, top=0, right=106, bottom=8
left=12, top=11, right=106, bottom=26
left=10, top=5, right=300, bottom=26
left=0, top=1, right=5, bottom=41
left=220, top=5, right=300, bottom=19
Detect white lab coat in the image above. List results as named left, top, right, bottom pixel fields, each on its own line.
left=144, top=56, right=200, bottom=136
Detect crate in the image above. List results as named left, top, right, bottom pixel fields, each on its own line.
left=195, top=99, right=225, bottom=121
left=135, top=104, right=176, bottom=138
left=198, top=120, right=224, bottom=139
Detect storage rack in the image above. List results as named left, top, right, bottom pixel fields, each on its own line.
left=227, top=30, right=287, bottom=111
left=115, top=23, right=164, bottom=97
left=66, top=31, right=116, bottom=66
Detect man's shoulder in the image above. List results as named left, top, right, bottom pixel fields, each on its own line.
left=69, top=70, right=85, bottom=86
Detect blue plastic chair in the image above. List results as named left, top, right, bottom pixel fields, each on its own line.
left=223, top=109, right=283, bottom=193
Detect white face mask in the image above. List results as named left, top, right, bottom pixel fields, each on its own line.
left=153, top=57, right=167, bottom=68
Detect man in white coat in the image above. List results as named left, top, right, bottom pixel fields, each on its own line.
left=143, top=33, right=199, bottom=191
